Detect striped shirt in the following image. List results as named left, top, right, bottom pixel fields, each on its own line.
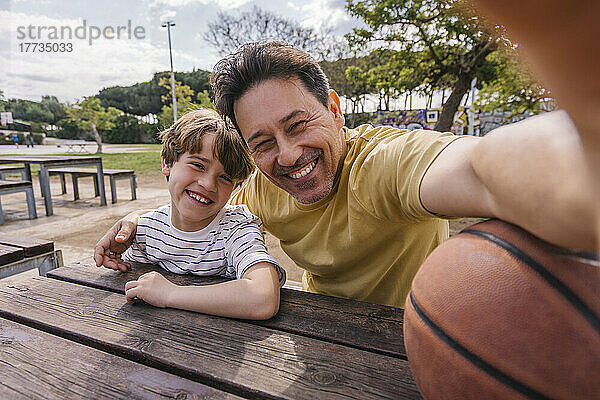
left=123, top=204, right=286, bottom=287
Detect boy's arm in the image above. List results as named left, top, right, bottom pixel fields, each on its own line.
left=124, top=262, right=281, bottom=320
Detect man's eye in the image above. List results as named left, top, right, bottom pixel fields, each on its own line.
left=290, top=121, right=306, bottom=132
left=253, top=140, right=273, bottom=152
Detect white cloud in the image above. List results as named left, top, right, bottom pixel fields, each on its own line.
left=290, top=0, right=359, bottom=35
left=149, top=0, right=250, bottom=11
left=159, top=10, right=177, bottom=23
left=1, top=11, right=164, bottom=102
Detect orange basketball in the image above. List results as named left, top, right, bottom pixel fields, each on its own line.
left=404, top=219, right=600, bottom=399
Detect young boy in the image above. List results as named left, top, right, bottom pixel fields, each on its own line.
left=120, top=109, right=286, bottom=320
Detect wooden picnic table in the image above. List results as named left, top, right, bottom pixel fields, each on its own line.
left=63, top=141, right=95, bottom=153
left=0, top=262, right=421, bottom=399
left=0, top=156, right=106, bottom=216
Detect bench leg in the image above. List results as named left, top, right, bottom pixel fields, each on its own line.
left=0, top=197, right=4, bottom=225
left=38, top=250, right=63, bottom=276
left=71, top=174, right=80, bottom=200
left=25, top=186, right=38, bottom=219
left=130, top=175, right=137, bottom=200
left=110, top=176, right=117, bottom=204
left=59, top=173, right=67, bottom=194
left=93, top=175, right=100, bottom=197
left=39, top=165, right=53, bottom=216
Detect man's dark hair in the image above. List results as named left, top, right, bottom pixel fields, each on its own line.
left=210, top=41, right=330, bottom=133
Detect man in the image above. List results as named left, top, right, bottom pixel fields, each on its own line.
left=96, top=42, right=595, bottom=308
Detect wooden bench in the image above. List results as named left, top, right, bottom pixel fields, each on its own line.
left=0, top=234, right=62, bottom=279
left=0, top=180, right=37, bottom=224
left=48, top=167, right=137, bottom=204
left=0, top=165, right=26, bottom=180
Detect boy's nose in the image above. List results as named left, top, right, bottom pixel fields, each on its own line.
left=198, top=175, right=217, bottom=192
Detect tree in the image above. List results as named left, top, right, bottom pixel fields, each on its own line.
left=346, top=0, right=503, bottom=131
left=97, top=69, right=211, bottom=116
left=40, top=95, right=67, bottom=124
left=475, top=49, right=554, bottom=116
left=157, top=78, right=200, bottom=127
left=204, top=6, right=341, bottom=60
left=67, top=97, right=121, bottom=153
left=6, top=99, right=54, bottom=123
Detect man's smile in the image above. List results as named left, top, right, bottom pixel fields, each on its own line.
left=287, top=158, right=318, bottom=180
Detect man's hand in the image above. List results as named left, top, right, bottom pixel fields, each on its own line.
left=124, top=271, right=176, bottom=308
left=93, top=218, right=138, bottom=271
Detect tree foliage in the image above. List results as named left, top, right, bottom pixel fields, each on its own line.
left=475, top=49, right=554, bottom=116
left=204, top=6, right=345, bottom=60
left=346, top=0, right=503, bottom=131
left=4, top=99, right=55, bottom=123
left=97, top=69, right=211, bottom=116
left=67, top=97, right=122, bottom=152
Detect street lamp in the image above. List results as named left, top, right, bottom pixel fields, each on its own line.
left=161, top=21, right=177, bottom=123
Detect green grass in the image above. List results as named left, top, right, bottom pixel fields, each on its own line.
left=0, top=148, right=163, bottom=177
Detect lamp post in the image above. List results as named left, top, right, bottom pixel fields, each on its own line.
left=161, top=21, right=177, bottom=123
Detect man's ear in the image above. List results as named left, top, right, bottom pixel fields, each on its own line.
left=328, top=89, right=345, bottom=130
left=161, top=157, right=170, bottom=176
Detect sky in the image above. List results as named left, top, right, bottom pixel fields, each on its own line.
left=0, top=0, right=361, bottom=104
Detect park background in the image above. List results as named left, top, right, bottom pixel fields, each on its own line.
left=0, top=0, right=553, bottom=284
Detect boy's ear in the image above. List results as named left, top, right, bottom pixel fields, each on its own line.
left=161, top=157, right=170, bottom=176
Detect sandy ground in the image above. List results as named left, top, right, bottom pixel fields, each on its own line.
left=0, top=169, right=481, bottom=287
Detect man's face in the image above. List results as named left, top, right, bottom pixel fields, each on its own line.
left=233, top=78, right=346, bottom=204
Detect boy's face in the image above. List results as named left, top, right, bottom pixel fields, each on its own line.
left=162, top=133, right=235, bottom=232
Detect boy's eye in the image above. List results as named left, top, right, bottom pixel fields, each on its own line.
left=220, top=175, right=232, bottom=183
left=191, top=163, right=205, bottom=170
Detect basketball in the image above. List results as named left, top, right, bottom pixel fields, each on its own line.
left=404, top=219, right=600, bottom=399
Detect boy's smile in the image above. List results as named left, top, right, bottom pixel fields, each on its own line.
left=162, top=134, right=235, bottom=232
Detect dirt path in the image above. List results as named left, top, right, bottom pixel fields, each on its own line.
left=0, top=172, right=481, bottom=286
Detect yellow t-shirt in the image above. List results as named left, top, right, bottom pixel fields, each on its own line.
left=230, top=124, right=459, bottom=308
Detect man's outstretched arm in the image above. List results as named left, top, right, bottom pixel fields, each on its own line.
left=94, top=209, right=149, bottom=270
left=421, top=110, right=596, bottom=250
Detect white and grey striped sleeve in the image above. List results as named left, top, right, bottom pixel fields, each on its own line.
left=122, top=223, right=151, bottom=264
left=225, top=219, right=286, bottom=287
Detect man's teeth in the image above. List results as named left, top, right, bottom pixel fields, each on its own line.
left=188, top=191, right=211, bottom=203
left=289, top=160, right=317, bottom=179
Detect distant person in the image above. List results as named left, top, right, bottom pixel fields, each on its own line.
left=116, top=109, right=286, bottom=320
left=12, top=133, right=18, bottom=148
left=26, top=133, right=34, bottom=148
left=96, top=42, right=595, bottom=308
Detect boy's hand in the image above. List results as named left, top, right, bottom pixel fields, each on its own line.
left=125, top=271, right=176, bottom=308
left=94, top=218, right=138, bottom=271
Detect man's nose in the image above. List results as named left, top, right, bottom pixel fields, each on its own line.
left=276, top=137, right=302, bottom=167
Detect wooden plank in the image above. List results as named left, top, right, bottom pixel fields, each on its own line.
left=0, top=277, right=421, bottom=400
left=0, top=234, right=54, bottom=257
left=0, top=180, right=32, bottom=190
left=0, top=317, right=241, bottom=400
left=0, top=244, right=24, bottom=265
left=48, top=167, right=133, bottom=175
left=48, top=263, right=407, bottom=358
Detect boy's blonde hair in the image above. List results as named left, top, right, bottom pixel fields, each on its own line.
left=160, top=108, right=254, bottom=182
